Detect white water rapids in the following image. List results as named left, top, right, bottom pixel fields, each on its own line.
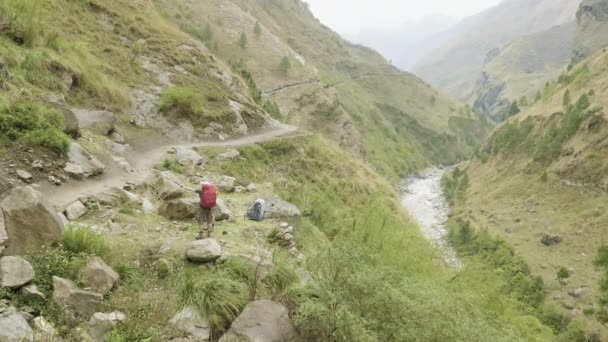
left=400, top=168, right=461, bottom=269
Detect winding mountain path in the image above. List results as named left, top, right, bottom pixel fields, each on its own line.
left=41, top=125, right=298, bottom=210
left=400, top=168, right=461, bottom=269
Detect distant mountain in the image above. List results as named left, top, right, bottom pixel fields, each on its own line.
left=575, top=0, right=608, bottom=60
left=413, top=0, right=581, bottom=104
left=346, top=15, right=458, bottom=70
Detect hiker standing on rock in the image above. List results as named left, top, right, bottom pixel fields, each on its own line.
left=196, top=182, right=217, bottom=239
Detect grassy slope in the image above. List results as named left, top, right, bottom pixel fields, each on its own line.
left=154, top=0, right=493, bottom=182
left=454, top=48, right=608, bottom=337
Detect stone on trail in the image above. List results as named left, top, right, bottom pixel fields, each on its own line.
left=65, top=142, right=105, bottom=179
left=216, top=149, right=240, bottom=161
left=16, top=170, right=33, bottom=183
left=219, top=300, right=296, bottom=342
left=88, top=311, right=126, bottom=342
left=84, top=257, right=119, bottom=295
left=0, top=256, right=34, bottom=289
left=262, top=195, right=301, bottom=219
left=21, top=284, right=46, bottom=302
left=185, top=239, right=222, bottom=263
left=65, top=200, right=88, bottom=220
left=52, top=276, right=104, bottom=318
left=0, top=313, right=34, bottom=342
left=0, top=186, right=64, bottom=255
left=169, top=307, right=211, bottom=341
left=72, top=108, right=117, bottom=136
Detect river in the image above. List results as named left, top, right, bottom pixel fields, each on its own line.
left=400, top=168, right=461, bottom=269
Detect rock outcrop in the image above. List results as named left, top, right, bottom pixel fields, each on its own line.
left=262, top=196, right=301, bottom=219
left=84, top=257, right=119, bottom=295
left=72, top=108, right=117, bottom=136
left=0, top=256, right=34, bottom=289
left=219, top=300, right=295, bottom=342
left=0, top=186, right=64, bottom=255
left=170, top=307, right=211, bottom=341
left=185, top=239, right=222, bottom=263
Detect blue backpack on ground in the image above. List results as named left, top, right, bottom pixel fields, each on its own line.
left=247, top=199, right=265, bottom=221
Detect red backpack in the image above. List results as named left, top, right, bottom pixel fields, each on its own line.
left=200, top=183, right=217, bottom=208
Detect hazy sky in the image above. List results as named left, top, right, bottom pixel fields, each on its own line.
left=305, top=0, right=503, bottom=34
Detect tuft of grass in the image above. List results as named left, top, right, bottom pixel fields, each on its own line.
left=0, top=0, right=42, bottom=47
left=159, top=157, right=184, bottom=174
left=0, top=102, right=70, bottom=155
left=62, top=226, right=109, bottom=258
left=160, top=87, right=205, bottom=120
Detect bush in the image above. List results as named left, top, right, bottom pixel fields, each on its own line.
left=27, top=247, right=90, bottom=294
left=62, top=226, right=109, bottom=257
left=159, top=87, right=205, bottom=120
left=0, top=103, right=70, bottom=155
left=538, top=304, right=571, bottom=334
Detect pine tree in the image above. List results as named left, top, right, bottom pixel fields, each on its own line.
left=239, top=32, right=247, bottom=49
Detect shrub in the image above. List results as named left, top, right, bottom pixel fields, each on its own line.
left=159, top=87, right=205, bottom=120
left=556, top=267, right=571, bottom=285
left=0, top=103, right=70, bottom=155
left=538, top=304, right=571, bottom=334
left=279, top=56, right=291, bottom=76
left=27, top=248, right=89, bottom=294
left=160, top=157, right=184, bottom=174
left=62, top=226, right=109, bottom=257
left=177, top=268, right=248, bottom=338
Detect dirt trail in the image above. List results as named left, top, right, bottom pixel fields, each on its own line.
left=400, top=168, right=461, bottom=269
left=41, top=125, right=298, bottom=210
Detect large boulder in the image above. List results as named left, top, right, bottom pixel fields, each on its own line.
left=262, top=196, right=301, bottom=219
left=65, top=142, right=105, bottom=179
left=142, top=198, right=157, bottom=215
left=219, top=300, right=296, bottom=342
left=159, top=199, right=197, bottom=220
left=217, top=176, right=236, bottom=193
left=52, top=276, right=104, bottom=318
left=88, top=311, right=126, bottom=342
left=0, top=256, right=34, bottom=289
left=185, top=239, right=222, bottom=263
left=0, top=313, right=34, bottom=342
left=0, top=186, right=65, bottom=255
left=72, top=108, right=117, bottom=136
left=216, top=149, right=241, bottom=162
left=173, top=147, right=203, bottom=166
left=65, top=200, right=88, bottom=221
left=213, top=198, right=232, bottom=222
left=92, top=187, right=141, bottom=207
left=84, top=257, right=119, bottom=294
left=169, top=307, right=211, bottom=341
left=143, top=171, right=185, bottom=200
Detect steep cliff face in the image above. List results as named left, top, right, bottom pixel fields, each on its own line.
left=575, top=0, right=608, bottom=60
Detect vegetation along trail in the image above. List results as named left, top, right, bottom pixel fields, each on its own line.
left=400, top=168, right=461, bottom=269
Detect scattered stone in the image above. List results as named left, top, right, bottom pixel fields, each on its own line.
left=246, top=183, right=257, bottom=192
left=21, top=284, right=46, bottom=302
left=216, top=149, right=240, bottom=161
left=52, top=276, right=104, bottom=318
left=504, top=227, right=513, bottom=234
left=219, top=300, right=295, bottom=342
left=65, top=200, right=88, bottom=221
left=31, top=160, right=44, bottom=170
left=16, top=170, right=33, bottom=183
left=568, top=288, right=586, bottom=299
left=88, top=311, right=126, bottom=342
left=217, top=176, right=236, bottom=193
left=173, top=147, right=203, bottom=166
left=65, top=143, right=105, bottom=179
left=263, top=195, right=301, bottom=219
left=235, top=185, right=246, bottom=193
left=283, top=233, right=294, bottom=241
left=84, top=257, right=119, bottom=295
left=541, top=233, right=562, bottom=246
left=0, top=256, right=34, bottom=289
left=48, top=175, right=61, bottom=186
left=72, top=108, right=117, bottom=136
left=0, top=313, right=34, bottom=342
left=284, top=226, right=294, bottom=234
left=185, top=239, right=222, bottom=263
left=32, top=316, right=56, bottom=341
left=170, top=307, right=210, bottom=341
left=110, top=131, right=125, bottom=144
left=279, top=222, right=289, bottom=229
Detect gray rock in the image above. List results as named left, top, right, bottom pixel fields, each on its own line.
left=66, top=143, right=105, bottom=179
left=213, top=198, right=232, bottom=222
left=217, top=176, right=236, bottom=193
left=245, top=183, right=257, bottom=192
left=216, top=149, right=240, bottom=162
left=0, top=208, right=7, bottom=249
left=159, top=199, right=197, bottom=220
left=52, top=276, right=104, bottom=318
left=142, top=198, right=157, bottom=215
left=169, top=307, right=210, bottom=341
left=72, top=108, right=117, bottom=135
left=31, top=316, right=56, bottom=341
left=235, top=186, right=246, bottom=193
left=296, top=268, right=312, bottom=286
left=0, top=256, right=34, bottom=289
left=0, top=313, right=34, bottom=342
left=185, top=239, right=222, bottom=263
left=568, top=288, right=586, bottom=299
left=57, top=212, right=69, bottom=228
left=88, top=311, right=126, bottom=342
left=262, top=196, right=301, bottom=219
left=84, top=257, right=119, bottom=295
left=541, top=233, right=562, bottom=246
left=21, top=284, right=46, bottom=302
left=94, top=188, right=141, bottom=207
left=219, top=300, right=295, bottom=342
left=143, top=171, right=185, bottom=200
left=65, top=200, right=88, bottom=221
left=173, top=147, right=203, bottom=166
left=16, top=170, right=32, bottom=183
left=0, top=186, right=64, bottom=255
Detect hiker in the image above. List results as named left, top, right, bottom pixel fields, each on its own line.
left=195, top=182, right=217, bottom=239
